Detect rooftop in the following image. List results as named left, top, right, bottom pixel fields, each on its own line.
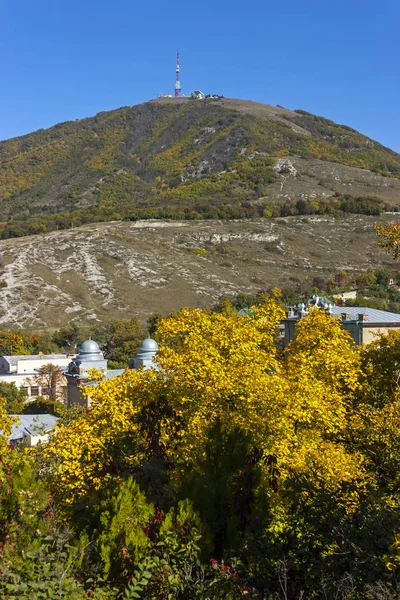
left=8, top=414, right=58, bottom=441
left=2, top=354, right=68, bottom=364
left=84, top=369, right=125, bottom=387
left=330, top=306, right=400, bottom=323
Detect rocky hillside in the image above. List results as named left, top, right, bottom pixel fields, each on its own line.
left=1, top=98, right=400, bottom=239
left=0, top=215, right=398, bottom=330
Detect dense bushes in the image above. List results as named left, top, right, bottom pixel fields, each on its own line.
left=0, top=192, right=390, bottom=241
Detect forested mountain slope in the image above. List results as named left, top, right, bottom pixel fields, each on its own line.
left=1, top=98, right=400, bottom=238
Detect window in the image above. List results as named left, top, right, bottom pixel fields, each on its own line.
left=30, top=387, right=39, bottom=397
left=41, top=387, right=49, bottom=396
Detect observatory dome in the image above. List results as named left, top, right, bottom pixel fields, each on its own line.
left=139, top=338, right=159, bottom=353
left=77, top=339, right=103, bottom=360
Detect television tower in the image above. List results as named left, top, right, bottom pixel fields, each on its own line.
left=175, top=52, right=181, bottom=97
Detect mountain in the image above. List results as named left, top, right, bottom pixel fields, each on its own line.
left=1, top=98, right=400, bottom=239
left=0, top=215, right=398, bottom=330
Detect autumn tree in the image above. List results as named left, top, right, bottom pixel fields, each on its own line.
left=0, top=330, right=31, bottom=355
left=29, top=332, right=59, bottom=354
left=44, top=301, right=368, bottom=518
left=38, top=301, right=400, bottom=595
left=27, top=363, right=66, bottom=402
left=375, top=221, right=400, bottom=258
left=357, top=330, right=400, bottom=408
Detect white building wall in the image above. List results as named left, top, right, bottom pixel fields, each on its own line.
left=0, top=372, right=67, bottom=399
left=0, top=373, right=31, bottom=389
left=27, top=433, right=50, bottom=446
left=0, top=355, right=70, bottom=400
left=16, top=357, right=70, bottom=374
left=333, top=290, right=358, bottom=301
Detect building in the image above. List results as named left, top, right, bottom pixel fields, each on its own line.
left=64, top=337, right=159, bottom=408
left=283, top=298, right=400, bottom=346
left=8, top=414, right=58, bottom=446
left=0, top=354, right=70, bottom=399
left=128, top=338, right=159, bottom=370
left=64, top=339, right=114, bottom=407
left=333, top=290, right=358, bottom=302
left=331, top=306, right=400, bottom=345
left=191, top=90, right=205, bottom=100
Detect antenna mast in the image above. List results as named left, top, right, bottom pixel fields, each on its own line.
left=175, top=52, right=181, bottom=97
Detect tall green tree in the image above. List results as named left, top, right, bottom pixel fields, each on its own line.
left=0, top=381, right=27, bottom=413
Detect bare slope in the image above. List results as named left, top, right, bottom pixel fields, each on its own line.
left=0, top=215, right=398, bottom=329
left=1, top=98, right=400, bottom=239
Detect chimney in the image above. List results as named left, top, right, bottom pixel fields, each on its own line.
left=341, top=313, right=350, bottom=321
left=358, top=313, right=369, bottom=322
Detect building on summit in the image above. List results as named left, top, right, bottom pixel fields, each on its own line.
left=64, top=336, right=159, bottom=407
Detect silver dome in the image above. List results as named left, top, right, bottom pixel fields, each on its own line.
left=78, top=339, right=103, bottom=360
left=139, top=338, right=159, bottom=353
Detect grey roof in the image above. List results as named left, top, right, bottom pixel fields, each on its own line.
left=331, top=306, right=400, bottom=323
left=2, top=354, right=68, bottom=364
left=8, top=414, right=58, bottom=441
left=84, top=369, right=124, bottom=387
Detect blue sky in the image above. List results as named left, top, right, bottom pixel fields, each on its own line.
left=2, top=0, right=399, bottom=150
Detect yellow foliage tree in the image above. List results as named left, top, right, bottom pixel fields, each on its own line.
left=375, top=220, right=400, bottom=258
left=0, top=400, right=16, bottom=486
left=44, top=300, right=371, bottom=530
left=282, top=309, right=367, bottom=505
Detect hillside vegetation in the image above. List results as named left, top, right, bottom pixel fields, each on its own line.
left=1, top=98, right=400, bottom=239
left=0, top=215, right=399, bottom=330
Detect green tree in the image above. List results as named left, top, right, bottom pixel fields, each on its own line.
left=0, top=381, right=27, bottom=413
left=52, top=323, right=82, bottom=354
left=374, top=267, right=394, bottom=287
left=93, top=318, right=144, bottom=368
left=354, top=271, right=377, bottom=290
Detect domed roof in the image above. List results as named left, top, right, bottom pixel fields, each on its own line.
left=128, top=337, right=159, bottom=370
left=139, top=338, right=159, bottom=353
left=78, top=338, right=103, bottom=359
